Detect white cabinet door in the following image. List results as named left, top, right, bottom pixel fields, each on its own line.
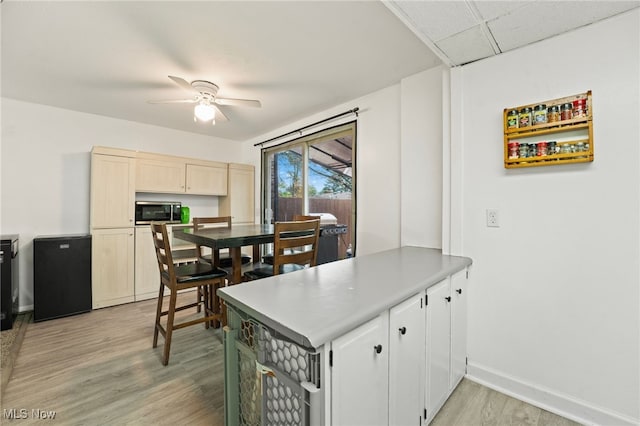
left=426, top=278, right=451, bottom=421
left=331, top=313, right=389, bottom=426
left=91, top=228, right=135, bottom=309
left=136, top=158, right=186, bottom=193
left=185, top=163, right=227, bottom=195
left=90, top=154, right=135, bottom=228
left=134, top=226, right=160, bottom=301
left=389, top=293, right=425, bottom=426
left=450, top=269, right=468, bottom=389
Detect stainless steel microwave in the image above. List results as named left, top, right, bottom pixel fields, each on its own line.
left=135, top=201, right=181, bottom=225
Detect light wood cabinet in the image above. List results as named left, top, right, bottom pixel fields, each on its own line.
left=185, top=163, right=227, bottom=195
left=134, top=226, right=160, bottom=301
left=90, top=153, right=135, bottom=228
left=90, top=146, right=250, bottom=310
left=91, top=228, right=134, bottom=309
left=136, top=158, right=186, bottom=193
left=136, top=156, right=228, bottom=195
left=220, top=163, right=255, bottom=224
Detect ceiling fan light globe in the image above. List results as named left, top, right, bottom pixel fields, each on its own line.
left=194, top=103, right=216, bottom=122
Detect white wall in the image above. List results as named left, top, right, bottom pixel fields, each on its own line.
left=1, top=98, right=243, bottom=310
left=400, top=66, right=444, bottom=249
left=451, top=10, right=639, bottom=425
left=243, top=84, right=407, bottom=256
left=243, top=75, right=446, bottom=258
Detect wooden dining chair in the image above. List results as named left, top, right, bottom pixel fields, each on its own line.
left=150, top=222, right=227, bottom=365
left=261, top=215, right=320, bottom=265
left=244, top=218, right=321, bottom=281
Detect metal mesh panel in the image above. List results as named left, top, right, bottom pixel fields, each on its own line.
left=263, top=329, right=311, bottom=383
left=236, top=317, right=261, bottom=426
left=258, top=328, right=311, bottom=425
left=264, top=375, right=303, bottom=425
left=228, top=306, right=318, bottom=426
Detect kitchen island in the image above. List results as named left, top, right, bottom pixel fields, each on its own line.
left=218, top=246, right=472, bottom=425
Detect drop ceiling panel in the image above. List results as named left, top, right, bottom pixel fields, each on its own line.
left=392, top=1, right=477, bottom=41
left=489, top=1, right=640, bottom=52
left=386, top=0, right=639, bottom=67
left=435, top=25, right=496, bottom=66
left=472, top=1, right=532, bottom=22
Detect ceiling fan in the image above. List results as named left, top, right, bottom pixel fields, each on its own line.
left=148, top=75, right=261, bottom=125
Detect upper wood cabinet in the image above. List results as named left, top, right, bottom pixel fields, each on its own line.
left=185, top=163, right=227, bottom=195
left=135, top=154, right=228, bottom=195
left=136, top=158, right=186, bottom=193
left=90, top=150, right=135, bottom=228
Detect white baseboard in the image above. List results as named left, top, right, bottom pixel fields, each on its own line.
left=466, top=361, right=639, bottom=426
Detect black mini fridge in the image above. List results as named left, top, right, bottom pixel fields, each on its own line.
left=33, top=234, right=92, bottom=322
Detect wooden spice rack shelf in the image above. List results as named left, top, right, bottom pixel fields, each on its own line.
left=503, top=91, right=593, bottom=169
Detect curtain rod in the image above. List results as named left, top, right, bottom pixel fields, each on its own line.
left=254, top=107, right=359, bottom=147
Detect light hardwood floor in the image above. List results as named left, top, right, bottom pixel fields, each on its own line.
left=1, top=293, right=580, bottom=425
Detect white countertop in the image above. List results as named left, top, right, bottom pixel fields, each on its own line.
left=218, top=246, right=472, bottom=349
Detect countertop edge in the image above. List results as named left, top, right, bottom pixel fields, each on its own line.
left=219, top=247, right=472, bottom=349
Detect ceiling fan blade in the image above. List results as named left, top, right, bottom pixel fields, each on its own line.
left=168, top=75, right=198, bottom=94
left=215, top=97, right=262, bottom=108
left=147, top=99, right=197, bottom=104
left=213, top=104, right=229, bottom=122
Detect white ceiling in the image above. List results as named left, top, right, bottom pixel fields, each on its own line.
left=2, top=1, right=638, bottom=141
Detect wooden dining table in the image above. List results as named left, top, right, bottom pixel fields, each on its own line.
left=175, top=223, right=275, bottom=284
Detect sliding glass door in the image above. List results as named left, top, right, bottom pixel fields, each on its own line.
left=262, top=122, right=356, bottom=258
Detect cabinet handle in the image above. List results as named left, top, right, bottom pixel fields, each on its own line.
left=399, top=327, right=407, bottom=335
left=374, top=344, right=382, bottom=354
left=445, top=296, right=451, bottom=302
left=456, top=289, right=462, bottom=294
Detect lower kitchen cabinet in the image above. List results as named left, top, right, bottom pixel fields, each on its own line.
left=330, top=292, right=430, bottom=425
left=330, top=313, right=389, bottom=426
left=450, top=270, right=468, bottom=389
left=389, top=293, right=426, bottom=425
left=329, top=274, right=468, bottom=425
left=217, top=247, right=473, bottom=426
left=134, top=226, right=160, bottom=301
left=91, top=228, right=134, bottom=309
left=426, top=270, right=468, bottom=423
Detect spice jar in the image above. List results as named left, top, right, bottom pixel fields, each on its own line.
left=547, top=141, right=557, bottom=155
left=519, top=107, right=532, bottom=127
left=508, top=142, right=519, bottom=159
left=547, top=105, right=560, bottom=123
left=506, top=110, right=519, bottom=129
left=573, top=98, right=587, bottom=118
left=533, top=104, right=547, bottom=125
left=519, top=143, right=529, bottom=158
left=561, top=144, right=571, bottom=154
left=560, top=103, right=573, bottom=121
left=529, top=143, right=537, bottom=157
left=537, top=141, right=548, bottom=156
